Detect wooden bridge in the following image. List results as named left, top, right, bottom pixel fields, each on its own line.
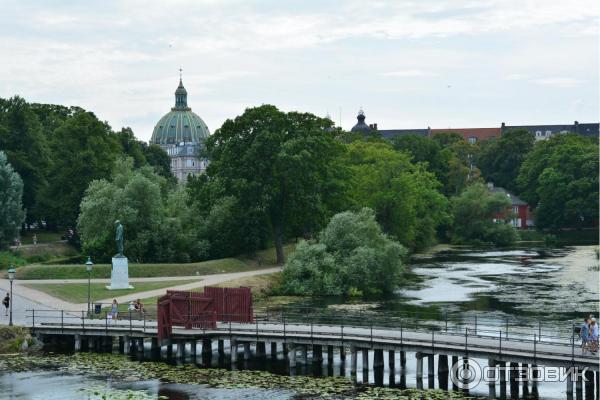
left=27, top=308, right=599, bottom=399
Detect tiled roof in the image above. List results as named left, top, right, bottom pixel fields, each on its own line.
left=490, top=186, right=528, bottom=206
left=431, top=127, right=501, bottom=140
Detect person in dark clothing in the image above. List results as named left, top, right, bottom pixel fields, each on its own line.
left=2, top=294, right=9, bottom=316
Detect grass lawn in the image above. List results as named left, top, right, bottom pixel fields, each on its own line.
left=13, top=243, right=296, bottom=280
left=22, top=280, right=197, bottom=304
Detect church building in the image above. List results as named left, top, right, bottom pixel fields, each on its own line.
left=150, top=76, right=210, bottom=181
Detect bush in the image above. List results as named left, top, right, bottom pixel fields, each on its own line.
left=282, top=208, right=407, bottom=296
left=0, top=251, right=27, bottom=270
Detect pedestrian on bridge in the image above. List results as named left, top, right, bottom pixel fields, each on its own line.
left=580, top=317, right=590, bottom=355
left=2, top=293, right=9, bottom=316
left=589, top=318, right=598, bottom=355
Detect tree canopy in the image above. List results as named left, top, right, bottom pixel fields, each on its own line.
left=282, top=208, right=407, bottom=296
left=450, top=183, right=518, bottom=246
left=204, top=105, right=345, bottom=264
left=517, top=134, right=598, bottom=229
left=0, top=151, right=25, bottom=249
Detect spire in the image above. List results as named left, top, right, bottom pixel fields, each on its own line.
left=174, top=68, right=188, bottom=109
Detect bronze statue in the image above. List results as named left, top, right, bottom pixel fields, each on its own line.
left=115, top=220, right=124, bottom=257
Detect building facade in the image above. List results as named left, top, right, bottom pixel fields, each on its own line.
left=150, top=78, right=210, bottom=182
left=489, top=183, right=534, bottom=229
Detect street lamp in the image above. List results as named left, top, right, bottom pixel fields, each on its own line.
left=7, top=266, right=15, bottom=326
left=85, top=256, right=93, bottom=316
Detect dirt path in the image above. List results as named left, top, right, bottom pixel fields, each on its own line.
left=0, top=267, right=281, bottom=317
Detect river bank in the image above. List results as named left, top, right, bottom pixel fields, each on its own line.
left=0, top=326, right=40, bottom=354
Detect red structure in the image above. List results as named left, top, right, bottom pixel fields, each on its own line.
left=489, top=183, right=533, bottom=229
left=157, top=286, right=253, bottom=341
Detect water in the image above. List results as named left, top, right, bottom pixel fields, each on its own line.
left=1, top=245, right=597, bottom=399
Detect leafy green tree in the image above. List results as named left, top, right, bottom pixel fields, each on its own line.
left=344, top=141, right=449, bottom=250
left=282, top=208, right=407, bottom=296
left=477, top=129, right=535, bottom=192
left=0, top=152, right=26, bottom=248
left=40, top=111, right=120, bottom=228
left=77, top=158, right=208, bottom=262
left=204, top=105, right=344, bottom=264
left=0, top=96, right=50, bottom=224
left=143, top=143, right=174, bottom=181
left=450, top=183, right=517, bottom=246
left=517, top=134, right=598, bottom=229
left=432, top=132, right=463, bottom=147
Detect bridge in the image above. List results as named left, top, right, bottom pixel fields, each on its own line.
left=26, top=307, right=599, bottom=399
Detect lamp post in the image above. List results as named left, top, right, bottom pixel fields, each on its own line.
left=7, top=267, right=15, bottom=326
left=85, top=256, right=93, bottom=316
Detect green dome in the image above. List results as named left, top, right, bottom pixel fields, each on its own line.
left=150, top=79, right=210, bottom=145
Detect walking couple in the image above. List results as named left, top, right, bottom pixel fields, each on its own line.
left=580, top=316, right=598, bottom=355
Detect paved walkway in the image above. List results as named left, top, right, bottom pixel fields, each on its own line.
left=0, top=267, right=281, bottom=324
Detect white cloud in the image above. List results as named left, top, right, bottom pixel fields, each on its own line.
left=532, top=77, right=585, bottom=88
left=382, top=70, right=440, bottom=77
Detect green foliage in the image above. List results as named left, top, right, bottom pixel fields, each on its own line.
left=517, top=134, right=598, bottom=229
left=343, top=141, right=449, bottom=250
left=0, top=97, right=49, bottom=224
left=477, top=129, right=535, bottom=192
left=282, top=208, right=407, bottom=296
left=0, top=151, right=26, bottom=248
left=0, top=251, right=27, bottom=270
left=77, top=157, right=208, bottom=262
left=450, top=183, right=518, bottom=246
left=204, top=105, right=345, bottom=264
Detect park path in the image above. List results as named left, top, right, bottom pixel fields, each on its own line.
left=0, top=267, right=281, bottom=325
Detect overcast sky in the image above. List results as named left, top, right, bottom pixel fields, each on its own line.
left=0, top=0, right=598, bottom=142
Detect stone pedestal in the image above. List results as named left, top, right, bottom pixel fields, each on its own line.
left=106, top=256, right=133, bottom=290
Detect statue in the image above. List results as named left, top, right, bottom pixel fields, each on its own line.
left=115, top=220, right=124, bottom=257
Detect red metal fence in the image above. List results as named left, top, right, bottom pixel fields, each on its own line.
left=157, top=286, right=253, bottom=341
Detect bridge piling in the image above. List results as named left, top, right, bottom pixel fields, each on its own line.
left=427, top=354, right=434, bottom=380
left=150, top=338, right=160, bottom=360
left=176, top=340, right=184, bottom=360
left=256, top=341, right=266, bottom=358
left=497, top=361, right=506, bottom=397
left=313, top=345, right=323, bottom=364
left=136, top=338, right=144, bottom=358
left=88, top=336, right=95, bottom=353
left=270, top=342, right=277, bottom=358
left=438, top=355, right=448, bottom=390
left=522, top=363, right=529, bottom=398
left=166, top=342, right=173, bottom=360
left=230, top=339, right=238, bottom=363
left=566, top=372, right=574, bottom=396
left=122, top=336, right=130, bottom=355
left=362, top=349, right=369, bottom=375
left=461, top=358, right=470, bottom=392
left=575, top=371, right=583, bottom=395
left=203, top=339, right=213, bottom=365
left=416, top=352, right=423, bottom=380
left=340, top=346, right=346, bottom=362
left=218, top=339, right=224, bottom=357
left=509, top=362, right=519, bottom=398
left=400, top=351, right=406, bottom=367
left=327, top=345, right=334, bottom=364
left=451, top=355, right=459, bottom=391
left=488, top=359, right=496, bottom=398
left=584, top=370, right=594, bottom=398
left=288, top=343, right=296, bottom=368
left=374, top=349, right=384, bottom=369
left=302, top=345, right=308, bottom=363
left=190, top=340, right=197, bottom=362
left=243, top=342, right=251, bottom=361
left=74, top=334, right=81, bottom=352
left=388, top=350, right=395, bottom=370
left=350, top=346, right=357, bottom=376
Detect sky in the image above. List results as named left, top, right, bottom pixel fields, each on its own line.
left=0, top=0, right=598, bottom=142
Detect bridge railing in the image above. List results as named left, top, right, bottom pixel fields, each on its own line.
left=25, top=308, right=594, bottom=364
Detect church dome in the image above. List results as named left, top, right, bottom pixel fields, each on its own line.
left=150, top=78, right=210, bottom=145
left=350, top=109, right=372, bottom=133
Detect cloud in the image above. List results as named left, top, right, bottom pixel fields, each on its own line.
left=382, top=70, right=440, bottom=77
left=532, top=77, right=585, bottom=88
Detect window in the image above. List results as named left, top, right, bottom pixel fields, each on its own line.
left=545, top=130, right=552, bottom=136
left=512, top=206, right=519, bottom=214
left=536, top=131, right=542, bottom=137
left=186, top=159, right=193, bottom=167
left=468, top=137, right=477, bottom=144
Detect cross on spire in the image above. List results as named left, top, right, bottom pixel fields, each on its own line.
left=179, top=67, right=183, bottom=81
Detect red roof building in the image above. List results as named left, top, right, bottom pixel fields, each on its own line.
left=430, top=127, right=501, bottom=144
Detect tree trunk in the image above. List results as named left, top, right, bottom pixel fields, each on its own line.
left=273, top=224, right=285, bottom=265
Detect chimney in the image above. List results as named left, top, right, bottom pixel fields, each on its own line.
left=487, top=182, right=494, bottom=190
left=374, top=123, right=378, bottom=130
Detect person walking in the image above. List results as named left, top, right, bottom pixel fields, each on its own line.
left=2, top=294, right=9, bottom=316
left=580, top=317, right=590, bottom=355
left=110, top=299, right=119, bottom=323
left=590, top=318, right=598, bottom=354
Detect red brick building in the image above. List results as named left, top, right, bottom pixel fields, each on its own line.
left=430, top=127, right=501, bottom=144
left=488, top=183, right=534, bottom=229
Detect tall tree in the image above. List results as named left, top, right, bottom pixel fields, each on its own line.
left=0, top=96, right=50, bottom=224
left=40, top=111, right=120, bottom=228
left=344, top=141, right=449, bottom=250
left=517, top=134, right=598, bottom=229
left=477, top=129, right=535, bottom=192
left=0, top=152, right=25, bottom=249
left=450, top=183, right=518, bottom=246
left=204, top=105, right=343, bottom=264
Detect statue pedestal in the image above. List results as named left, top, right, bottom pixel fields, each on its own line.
left=106, top=256, right=134, bottom=290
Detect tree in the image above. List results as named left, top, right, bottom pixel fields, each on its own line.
left=0, top=152, right=26, bottom=248
left=344, top=141, right=449, bottom=250
left=282, top=208, right=407, bottom=296
left=450, top=183, right=518, bottom=246
left=204, top=105, right=344, bottom=264
left=0, top=96, right=50, bottom=225
left=77, top=158, right=208, bottom=262
left=517, top=134, right=598, bottom=229
left=40, top=111, right=120, bottom=228
left=143, top=143, right=174, bottom=181
left=477, top=129, right=535, bottom=192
